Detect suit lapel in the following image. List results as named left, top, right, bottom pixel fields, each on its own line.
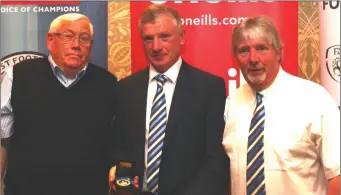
left=165, top=62, right=193, bottom=139
left=134, top=68, right=149, bottom=133
left=132, top=68, right=150, bottom=182
left=159, top=62, right=194, bottom=192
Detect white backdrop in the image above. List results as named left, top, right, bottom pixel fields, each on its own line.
left=319, top=1, right=340, bottom=106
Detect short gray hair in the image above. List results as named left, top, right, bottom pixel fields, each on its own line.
left=138, top=4, right=182, bottom=34
left=232, top=16, right=283, bottom=62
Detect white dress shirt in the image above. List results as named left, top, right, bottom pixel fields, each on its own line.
left=223, top=67, right=340, bottom=195
left=0, top=55, right=87, bottom=138
left=142, top=57, right=182, bottom=191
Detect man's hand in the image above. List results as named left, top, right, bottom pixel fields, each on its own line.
left=109, top=166, right=117, bottom=191
left=108, top=166, right=139, bottom=195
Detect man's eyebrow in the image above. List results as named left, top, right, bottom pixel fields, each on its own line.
left=63, top=29, right=91, bottom=35
left=238, top=45, right=250, bottom=49
left=58, top=29, right=74, bottom=34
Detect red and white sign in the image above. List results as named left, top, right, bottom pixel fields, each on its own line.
left=131, top=1, right=298, bottom=95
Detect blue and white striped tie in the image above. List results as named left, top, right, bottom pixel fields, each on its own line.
left=147, top=74, right=168, bottom=194
left=247, top=92, right=266, bottom=195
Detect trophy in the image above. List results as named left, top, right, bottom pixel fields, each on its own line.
left=114, top=161, right=136, bottom=193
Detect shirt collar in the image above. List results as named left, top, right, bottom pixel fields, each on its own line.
left=246, top=66, right=285, bottom=101
left=48, top=54, right=88, bottom=78
left=149, top=57, right=182, bottom=84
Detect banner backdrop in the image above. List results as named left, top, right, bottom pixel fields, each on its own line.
left=130, top=1, right=298, bottom=95
left=1, top=1, right=298, bottom=96
left=319, top=1, right=340, bottom=106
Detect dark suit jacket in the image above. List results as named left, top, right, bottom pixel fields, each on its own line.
left=112, top=61, right=230, bottom=195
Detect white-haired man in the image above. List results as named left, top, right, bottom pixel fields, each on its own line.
left=1, top=13, right=117, bottom=195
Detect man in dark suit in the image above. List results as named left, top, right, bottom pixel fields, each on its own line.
left=109, top=4, right=229, bottom=195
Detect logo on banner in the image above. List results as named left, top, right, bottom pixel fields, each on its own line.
left=0, top=1, right=79, bottom=5
left=325, top=45, right=340, bottom=82
left=1, top=51, right=46, bottom=80
left=322, top=1, right=340, bottom=10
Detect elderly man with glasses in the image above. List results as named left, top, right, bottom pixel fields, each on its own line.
left=1, top=13, right=117, bottom=195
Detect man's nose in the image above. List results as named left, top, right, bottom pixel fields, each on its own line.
left=249, top=49, right=259, bottom=62
left=71, top=37, right=81, bottom=48
left=152, top=39, right=161, bottom=51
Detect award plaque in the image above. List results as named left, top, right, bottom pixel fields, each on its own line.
left=114, top=161, right=136, bottom=193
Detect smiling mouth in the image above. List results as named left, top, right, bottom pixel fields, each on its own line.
left=249, top=68, right=264, bottom=72
left=248, top=69, right=265, bottom=74
left=67, top=54, right=82, bottom=58
left=151, top=54, right=164, bottom=60
left=152, top=53, right=163, bottom=56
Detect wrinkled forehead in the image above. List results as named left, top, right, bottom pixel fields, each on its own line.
left=236, top=27, right=272, bottom=45
left=58, top=18, right=91, bottom=33
left=141, top=14, right=180, bottom=36
left=147, top=13, right=177, bottom=27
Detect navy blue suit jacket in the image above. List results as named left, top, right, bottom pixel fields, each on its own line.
left=112, top=61, right=230, bottom=195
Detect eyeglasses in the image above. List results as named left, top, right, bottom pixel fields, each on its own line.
left=53, top=32, right=93, bottom=45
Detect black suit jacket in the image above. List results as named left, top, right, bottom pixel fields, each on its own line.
left=112, top=61, right=230, bottom=195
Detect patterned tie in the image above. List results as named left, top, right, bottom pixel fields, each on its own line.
left=147, top=74, right=168, bottom=194
left=246, top=92, right=266, bottom=195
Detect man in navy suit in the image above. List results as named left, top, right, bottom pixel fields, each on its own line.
left=109, top=4, right=229, bottom=195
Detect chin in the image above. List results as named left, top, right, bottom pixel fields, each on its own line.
left=65, top=61, right=85, bottom=69
left=247, top=76, right=266, bottom=86
left=151, top=61, right=166, bottom=68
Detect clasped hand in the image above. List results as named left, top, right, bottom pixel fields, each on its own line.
left=108, top=166, right=139, bottom=195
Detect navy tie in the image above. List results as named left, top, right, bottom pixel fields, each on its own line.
left=147, top=74, right=168, bottom=194
left=246, top=92, right=266, bottom=195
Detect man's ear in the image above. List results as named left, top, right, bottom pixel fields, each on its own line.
left=277, top=47, right=283, bottom=62
left=46, top=33, right=53, bottom=51
left=180, top=28, right=185, bottom=45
